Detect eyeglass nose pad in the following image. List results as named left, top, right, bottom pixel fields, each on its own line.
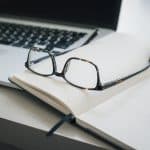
left=64, top=61, right=71, bottom=74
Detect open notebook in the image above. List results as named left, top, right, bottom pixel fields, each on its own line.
left=9, top=33, right=150, bottom=149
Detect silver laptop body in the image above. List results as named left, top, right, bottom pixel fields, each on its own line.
left=0, top=1, right=121, bottom=88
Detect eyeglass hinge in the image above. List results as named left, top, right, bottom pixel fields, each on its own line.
left=25, top=62, right=28, bottom=68
left=96, top=85, right=103, bottom=91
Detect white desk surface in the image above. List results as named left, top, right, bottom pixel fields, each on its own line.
left=0, top=85, right=115, bottom=150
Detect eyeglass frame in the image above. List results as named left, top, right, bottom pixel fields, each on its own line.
left=25, top=47, right=150, bottom=91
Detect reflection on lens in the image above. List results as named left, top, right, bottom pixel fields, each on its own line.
left=28, top=49, right=53, bottom=75
left=65, top=59, right=97, bottom=89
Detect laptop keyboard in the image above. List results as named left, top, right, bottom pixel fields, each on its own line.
left=0, top=22, right=86, bottom=52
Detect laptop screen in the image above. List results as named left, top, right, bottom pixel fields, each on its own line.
left=0, top=0, right=121, bottom=30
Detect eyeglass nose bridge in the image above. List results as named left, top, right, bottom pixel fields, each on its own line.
left=55, top=72, right=64, bottom=77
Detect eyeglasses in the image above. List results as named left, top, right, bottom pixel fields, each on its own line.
left=25, top=47, right=150, bottom=90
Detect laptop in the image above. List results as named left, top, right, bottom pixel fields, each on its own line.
left=0, top=0, right=122, bottom=88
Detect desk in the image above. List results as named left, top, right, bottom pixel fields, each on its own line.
left=0, top=85, right=115, bottom=150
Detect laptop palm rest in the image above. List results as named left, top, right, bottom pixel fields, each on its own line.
left=0, top=45, right=28, bottom=87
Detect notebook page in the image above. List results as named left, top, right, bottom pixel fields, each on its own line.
left=12, top=70, right=129, bottom=116
left=77, top=70, right=150, bottom=150
left=56, top=32, right=149, bottom=83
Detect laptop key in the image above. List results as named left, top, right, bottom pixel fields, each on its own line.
left=46, top=44, right=55, bottom=51
left=0, top=22, right=87, bottom=54
left=0, top=39, right=13, bottom=45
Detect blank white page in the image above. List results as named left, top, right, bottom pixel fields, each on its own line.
left=56, top=32, right=149, bottom=83
left=78, top=70, right=150, bottom=150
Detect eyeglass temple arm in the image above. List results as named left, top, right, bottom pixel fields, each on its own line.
left=31, top=55, right=50, bottom=64
left=101, top=63, right=150, bottom=90
left=27, top=47, right=56, bottom=65
left=25, top=55, right=50, bottom=68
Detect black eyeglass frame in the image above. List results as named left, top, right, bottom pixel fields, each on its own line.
left=25, top=48, right=150, bottom=91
